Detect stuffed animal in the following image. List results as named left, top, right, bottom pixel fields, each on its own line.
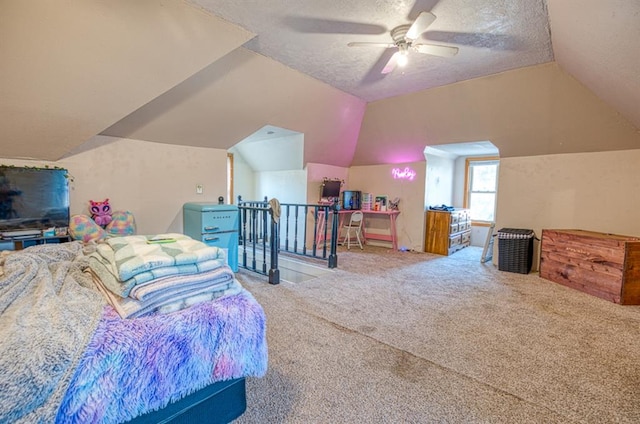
left=89, top=198, right=112, bottom=227
left=68, top=199, right=136, bottom=243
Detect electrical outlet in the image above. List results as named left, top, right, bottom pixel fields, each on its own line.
left=196, top=184, right=203, bottom=194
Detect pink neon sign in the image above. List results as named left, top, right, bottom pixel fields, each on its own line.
left=392, top=167, right=417, bottom=181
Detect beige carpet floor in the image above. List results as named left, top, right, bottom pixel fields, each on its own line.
left=234, top=246, right=640, bottom=423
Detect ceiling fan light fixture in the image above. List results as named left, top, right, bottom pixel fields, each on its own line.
left=348, top=11, right=457, bottom=75
left=397, top=51, right=409, bottom=67
left=397, top=43, right=409, bottom=67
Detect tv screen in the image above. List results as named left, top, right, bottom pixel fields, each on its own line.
left=321, top=180, right=341, bottom=198
left=0, top=166, right=70, bottom=233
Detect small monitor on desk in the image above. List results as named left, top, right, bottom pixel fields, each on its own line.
left=321, top=180, right=341, bottom=198
left=320, top=180, right=342, bottom=204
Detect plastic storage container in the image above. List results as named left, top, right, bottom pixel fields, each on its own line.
left=361, top=193, right=373, bottom=211
left=497, top=228, right=535, bottom=274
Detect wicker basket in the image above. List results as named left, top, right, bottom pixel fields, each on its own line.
left=497, top=228, right=535, bottom=274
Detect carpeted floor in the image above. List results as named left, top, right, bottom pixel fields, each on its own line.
left=234, top=246, right=640, bottom=423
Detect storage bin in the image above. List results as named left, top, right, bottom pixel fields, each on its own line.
left=361, top=193, right=373, bottom=211
left=540, top=229, right=640, bottom=304
left=497, top=228, right=535, bottom=274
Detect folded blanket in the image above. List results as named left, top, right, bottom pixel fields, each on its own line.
left=129, top=265, right=235, bottom=301
left=99, top=233, right=224, bottom=281
left=89, top=268, right=243, bottom=319
left=89, top=249, right=226, bottom=298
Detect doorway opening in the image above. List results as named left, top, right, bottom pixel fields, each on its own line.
left=227, top=125, right=305, bottom=205
left=424, top=141, right=500, bottom=260
left=229, top=125, right=329, bottom=282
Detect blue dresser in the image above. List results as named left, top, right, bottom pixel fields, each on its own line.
left=183, top=203, right=239, bottom=272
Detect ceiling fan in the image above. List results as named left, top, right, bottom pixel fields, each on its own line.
left=347, top=11, right=459, bottom=74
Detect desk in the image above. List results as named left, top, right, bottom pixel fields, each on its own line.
left=360, top=210, right=401, bottom=250
left=316, top=209, right=400, bottom=250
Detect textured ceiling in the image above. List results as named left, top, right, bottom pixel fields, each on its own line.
left=191, top=0, right=554, bottom=102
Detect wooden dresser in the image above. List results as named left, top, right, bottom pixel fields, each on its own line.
left=540, top=229, right=640, bottom=305
left=424, top=209, right=471, bottom=256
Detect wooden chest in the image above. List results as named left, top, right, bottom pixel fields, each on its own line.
left=424, top=209, right=471, bottom=256
left=539, top=229, right=640, bottom=304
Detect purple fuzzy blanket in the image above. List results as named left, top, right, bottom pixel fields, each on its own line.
left=55, top=289, right=268, bottom=424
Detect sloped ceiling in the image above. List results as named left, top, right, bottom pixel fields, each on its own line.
left=230, top=130, right=304, bottom=172
left=353, top=62, right=640, bottom=165
left=101, top=47, right=366, bottom=168
left=546, top=0, right=640, bottom=131
left=1, top=0, right=638, bottom=166
left=0, top=0, right=253, bottom=161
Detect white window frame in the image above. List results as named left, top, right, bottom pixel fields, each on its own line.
left=464, top=157, right=500, bottom=226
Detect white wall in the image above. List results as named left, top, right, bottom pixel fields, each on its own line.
left=497, top=149, right=640, bottom=236
left=2, top=135, right=228, bottom=235
left=254, top=169, right=308, bottom=249
left=255, top=170, right=307, bottom=204
left=496, top=149, right=640, bottom=269
left=452, top=157, right=468, bottom=207
left=348, top=161, right=426, bottom=251
left=232, top=152, right=256, bottom=203
left=1, top=137, right=228, bottom=235
left=306, top=163, right=349, bottom=204
left=424, top=154, right=455, bottom=208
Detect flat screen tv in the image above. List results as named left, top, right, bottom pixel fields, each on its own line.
left=0, top=166, right=70, bottom=234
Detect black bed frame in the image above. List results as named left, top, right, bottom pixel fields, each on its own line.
left=126, top=378, right=246, bottom=424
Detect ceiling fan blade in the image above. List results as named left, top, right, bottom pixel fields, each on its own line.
left=348, top=42, right=396, bottom=48
left=406, top=11, right=437, bottom=40
left=423, top=31, right=523, bottom=50
left=381, top=51, right=400, bottom=74
left=283, top=16, right=387, bottom=35
left=413, top=43, right=459, bottom=57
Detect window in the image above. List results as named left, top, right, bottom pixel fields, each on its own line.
left=464, top=157, right=499, bottom=224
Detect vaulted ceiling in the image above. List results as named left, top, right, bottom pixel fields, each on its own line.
left=191, top=0, right=555, bottom=103
left=1, top=0, right=638, bottom=166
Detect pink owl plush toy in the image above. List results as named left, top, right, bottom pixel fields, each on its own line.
left=68, top=198, right=136, bottom=243
left=89, top=198, right=112, bottom=227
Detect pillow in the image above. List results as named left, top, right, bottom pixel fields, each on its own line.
left=105, top=210, right=136, bottom=236
left=69, top=214, right=108, bottom=242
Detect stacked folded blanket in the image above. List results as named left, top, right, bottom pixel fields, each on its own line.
left=87, top=233, right=243, bottom=318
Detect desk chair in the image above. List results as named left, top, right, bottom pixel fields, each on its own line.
left=342, top=211, right=364, bottom=250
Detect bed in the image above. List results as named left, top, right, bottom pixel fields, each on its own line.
left=0, top=235, right=268, bottom=424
